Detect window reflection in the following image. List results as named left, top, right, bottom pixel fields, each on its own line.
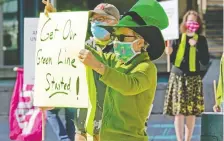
left=2, top=0, right=19, bottom=65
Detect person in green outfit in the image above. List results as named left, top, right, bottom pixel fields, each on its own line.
left=42, top=1, right=120, bottom=141
left=213, top=54, right=224, bottom=112
left=75, top=3, right=120, bottom=141
left=78, top=0, right=169, bottom=140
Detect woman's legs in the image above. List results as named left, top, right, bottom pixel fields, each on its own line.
left=185, top=115, right=196, bottom=141
left=174, top=114, right=184, bottom=141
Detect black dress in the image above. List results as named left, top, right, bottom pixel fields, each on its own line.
left=163, top=34, right=210, bottom=116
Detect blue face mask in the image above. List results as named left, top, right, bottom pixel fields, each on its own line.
left=113, top=40, right=140, bottom=63
left=91, top=21, right=110, bottom=40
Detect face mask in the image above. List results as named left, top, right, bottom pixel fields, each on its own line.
left=185, top=21, right=200, bottom=33
left=91, top=21, right=110, bottom=40
left=113, top=40, right=140, bottom=63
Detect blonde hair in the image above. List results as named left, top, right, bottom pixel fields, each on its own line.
left=180, top=10, right=203, bottom=34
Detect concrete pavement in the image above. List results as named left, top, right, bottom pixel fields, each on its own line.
left=1, top=59, right=221, bottom=141
left=0, top=115, right=201, bottom=141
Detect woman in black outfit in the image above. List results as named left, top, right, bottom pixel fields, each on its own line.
left=163, top=10, right=210, bottom=141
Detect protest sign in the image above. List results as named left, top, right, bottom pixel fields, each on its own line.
left=24, top=18, right=39, bottom=85
left=160, top=0, right=179, bottom=40
left=34, top=12, right=89, bottom=108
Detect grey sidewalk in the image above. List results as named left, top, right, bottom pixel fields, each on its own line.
left=0, top=115, right=201, bottom=141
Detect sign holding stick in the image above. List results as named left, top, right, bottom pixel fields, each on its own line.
left=213, top=80, right=217, bottom=105
left=42, top=111, right=45, bottom=141
left=166, top=40, right=171, bottom=72
left=34, top=12, right=89, bottom=108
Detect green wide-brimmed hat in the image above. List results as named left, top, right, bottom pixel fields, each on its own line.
left=101, top=0, right=169, bottom=61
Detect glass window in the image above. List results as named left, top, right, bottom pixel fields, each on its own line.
left=1, top=0, right=19, bottom=65
left=56, top=0, right=88, bottom=11
left=55, top=0, right=137, bottom=14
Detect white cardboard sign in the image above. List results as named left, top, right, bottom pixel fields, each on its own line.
left=24, top=18, right=39, bottom=85
left=160, top=0, right=179, bottom=40
left=34, top=12, right=89, bottom=108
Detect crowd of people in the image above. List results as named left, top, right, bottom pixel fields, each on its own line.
left=41, top=0, right=223, bottom=141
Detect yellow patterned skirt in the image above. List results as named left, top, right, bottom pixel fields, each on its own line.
left=163, top=73, right=205, bottom=116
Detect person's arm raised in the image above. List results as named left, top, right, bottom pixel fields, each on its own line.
left=42, top=0, right=57, bottom=17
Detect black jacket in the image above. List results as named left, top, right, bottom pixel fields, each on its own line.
left=170, top=34, right=210, bottom=76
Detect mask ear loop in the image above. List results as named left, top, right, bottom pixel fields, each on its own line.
left=112, top=38, right=121, bottom=50
left=112, top=37, right=119, bottom=46
left=131, top=39, right=141, bottom=54
left=142, top=42, right=149, bottom=51
left=114, top=37, right=119, bottom=41
left=135, top=32, right=150, bottom=52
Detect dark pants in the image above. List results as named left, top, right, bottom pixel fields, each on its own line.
left=47, top=108, right=76, bottom=141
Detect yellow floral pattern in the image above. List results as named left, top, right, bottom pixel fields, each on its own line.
left=163, top=73, right=204, bottom=116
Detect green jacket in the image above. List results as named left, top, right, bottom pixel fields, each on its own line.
left=85, top=38, right=114, bottom=135
left=216, top=55, right=224, bottom=106
left=87, top=46, right=157, bottom=141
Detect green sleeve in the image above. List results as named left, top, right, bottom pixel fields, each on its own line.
left=85, top=45, right=116, bottom=65
left=100, top=62, right=157, bottom=96
left=216, top=56, right=224, bottom=105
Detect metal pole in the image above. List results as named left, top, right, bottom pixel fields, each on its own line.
left=51, top=0, right=57, bottom=8
left=34, top=0, right=39, bottom=16
left=19, top=0, right=24, bottom=65
left=0, top=3, right=3, bottom=66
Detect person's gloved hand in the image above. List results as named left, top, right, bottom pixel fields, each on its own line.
left=42, top=0, right=57, bottom=17
left=213, top=104, right=221, bottom=112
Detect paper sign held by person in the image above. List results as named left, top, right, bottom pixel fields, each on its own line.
left=34, top=12, right=89, bottom=108
left=160, top=0, right=179, bottom=40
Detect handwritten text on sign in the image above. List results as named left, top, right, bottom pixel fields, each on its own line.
left=34, top=12, right=89, bottom=108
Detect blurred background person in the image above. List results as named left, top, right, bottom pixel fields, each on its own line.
left=213, top=53, right=224, bottom=112
left=163, top=10, right=210, bottom=141
left=3, top=30, right=12, bottom=48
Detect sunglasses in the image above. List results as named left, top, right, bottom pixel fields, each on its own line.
left=111, top=34, right=136, bottom=41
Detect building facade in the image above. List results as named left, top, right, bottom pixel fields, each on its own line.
left=0, top=0, right=220, bottom=79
